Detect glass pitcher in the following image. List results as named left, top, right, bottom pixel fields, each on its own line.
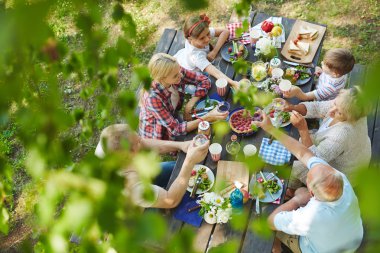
left=251, top=61, right=268, bottom=82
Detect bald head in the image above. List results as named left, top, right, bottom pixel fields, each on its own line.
left=306, top=164, right=344, bottom=202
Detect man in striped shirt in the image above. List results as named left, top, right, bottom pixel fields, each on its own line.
left=283, top=48, right=355, bottom=101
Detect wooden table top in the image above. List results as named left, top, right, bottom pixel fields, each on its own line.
left=151, top=11, right=326, bottom=253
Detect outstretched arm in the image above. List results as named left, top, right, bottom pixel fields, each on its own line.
left=268, top=187, right=311, bottom=230
left=204, top=64, right=239, bottom=90
left=207, top=28, right=229, bottom=61
left=152, top=140, right=209, bottom=208
left=252, top=111, right=314, bottom=165
left=141, top=138, right=191, bottom=154
left=283, top=86, right=316, bottom=101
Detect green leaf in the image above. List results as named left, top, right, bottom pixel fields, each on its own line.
left=73, top=108, right=85, bottom=122
left=116, top=38, right=133, bottom=61
left=112, top=3, right=125, bottom=22
left=122, top=13, right=137, bottom=38
left=178, top=0, right=208, bottom=10
left=132, top=66, right=152, bottom=91
left=0, top=207, right=9, bottom=234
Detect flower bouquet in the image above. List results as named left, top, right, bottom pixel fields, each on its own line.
left=260, top=77, right=282, bottom=96
left=197, top=192, right=232, bottom=224
left=254, top=37, right=277, bottom=62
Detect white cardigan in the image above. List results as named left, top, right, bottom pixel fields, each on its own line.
left=301, top=100, right=371, bottom=178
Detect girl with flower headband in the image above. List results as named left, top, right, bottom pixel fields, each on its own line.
left=174, top=14, right=239, bottom=90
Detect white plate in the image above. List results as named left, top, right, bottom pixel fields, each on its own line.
left=264, top=103, right=291, bottom=128
left=187, top=164, right=215, bottom=195
left=256, top=172, right=283, bottom=203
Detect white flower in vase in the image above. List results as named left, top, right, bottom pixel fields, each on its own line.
left=255, top=38, right=273, bottom=55
left=216, top=209, right=232, bottom=224
left=255, top=37, right=277, bottom=62
left=203, top=192, right=216, bottom=204
left=204, top=211, right=217, bottom=224
left=213, top=195, right=225, bottom=206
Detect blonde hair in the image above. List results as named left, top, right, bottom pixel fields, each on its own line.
left=99, top=124, right=131, bottom=152
left=323, top=48, right=355, bottom=76
left=148, top=53, right=178, bottom=82
left=307, top=165, right=344, bottom=202
left=336, top=87, right=369, bottom=122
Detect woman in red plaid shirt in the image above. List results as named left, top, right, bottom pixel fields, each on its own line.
left=139, top=53, right=228, bottom=141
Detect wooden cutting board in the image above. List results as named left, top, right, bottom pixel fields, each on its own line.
left=215, top=160, right=249, bottom=197
left=281, top=20, right=326, bottom=64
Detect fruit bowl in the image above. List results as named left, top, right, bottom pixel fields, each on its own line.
left=261, top=23, right=284, bottom=38
left=229, top=108, right=261, bottom=136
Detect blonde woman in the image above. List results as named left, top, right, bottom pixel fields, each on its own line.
left=139, top=53, right=228, bottom=141
left=279, top=87, right=371, bottom=192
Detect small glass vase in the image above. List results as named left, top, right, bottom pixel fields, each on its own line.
left=260, top=46, right=278, bottom=63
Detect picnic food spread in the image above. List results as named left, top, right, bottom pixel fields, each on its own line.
left=281, top=20, right=326, bottom=63
left=188, top=166, right=212, bottom=192
left=285, top=65, right=312, bottom=84
left=266, top=101, right=291, bottom=126
left=297, top=26, right=319, bottom=40
left=288, top=40, right=310, bottom=56
left=229, top=109, right=258, bottom=134
left=228, top=41, right=248, bottom=62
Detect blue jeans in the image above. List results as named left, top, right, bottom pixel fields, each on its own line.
left=153, top=161, right=176, bottom=188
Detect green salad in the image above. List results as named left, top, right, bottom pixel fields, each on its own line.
left=189, top=167, right=212, bottom=191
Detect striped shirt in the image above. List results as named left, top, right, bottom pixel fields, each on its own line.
left=313, top=72, right=347, bottom=101
left=139, top=67, right=210, bottom=140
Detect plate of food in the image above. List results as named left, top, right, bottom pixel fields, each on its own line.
left=193, top=98, right=220, bottom=118
left=284, top=65, right=312, bottom=85
left=228, top=107, right=261, bottom=136
left=251, top=171, right=283, bottom=203
left=221, top=41, right=249, bottom=63
left=187, top=165, right=215, bottom=195
left=264, top=101, right=291, bottom=128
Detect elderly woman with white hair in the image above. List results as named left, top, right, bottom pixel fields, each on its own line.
left=278, top=86, right=371, bottom=193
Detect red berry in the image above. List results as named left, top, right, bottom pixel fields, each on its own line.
left=228, top=47, right=232, bottom=53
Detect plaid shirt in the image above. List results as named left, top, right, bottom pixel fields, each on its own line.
left=139, top=67, right=211, bottom=140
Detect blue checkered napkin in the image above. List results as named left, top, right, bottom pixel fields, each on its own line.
left=259, top=137, right=291, bottom=166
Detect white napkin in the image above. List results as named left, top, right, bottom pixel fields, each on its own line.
left=251, top=17, right=285, bottom=48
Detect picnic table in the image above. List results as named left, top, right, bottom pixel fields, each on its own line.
left=152, top=11, right=326, bottom=253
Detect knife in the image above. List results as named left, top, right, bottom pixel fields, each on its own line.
left=194, top=106, right=215, bottom=113
left=187, top=204, right=201, bottom=212
left=192, top=111, right=208, bottom=118
left=190, top=175, right=202, bottom=198
left=283, top=60, right=314, bottom=68
left=249, top=174, right=260, bottom=215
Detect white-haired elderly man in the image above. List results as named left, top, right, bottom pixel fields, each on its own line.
left=253, top=112, right=363, bottom=253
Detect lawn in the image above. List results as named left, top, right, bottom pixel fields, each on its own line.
left=0, top=0, right=379, bottom=251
